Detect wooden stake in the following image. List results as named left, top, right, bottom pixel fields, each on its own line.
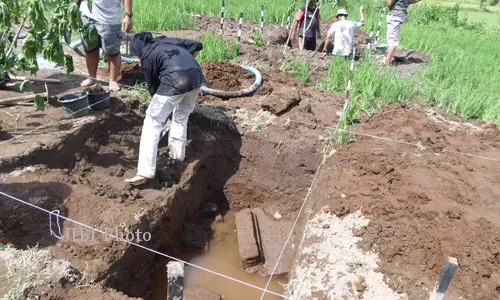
left=261, top=5, right=265, bottom=32
left=429, top=257, right=459, bottom=300
left=9, top=75, right=61, bottom=84
left=0, top=92, right=48, bottom=105
left=237, top=12, right=243, bottom=43
left=167, top=261, right=184, bottom=300
left=375, top=9, right=384, bottom=44
left=220, top=0, right=225, bottom=35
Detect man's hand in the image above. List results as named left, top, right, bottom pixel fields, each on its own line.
left=122, top=16, right=133, bottom=33
left=360, top=6, right=365, bottom=13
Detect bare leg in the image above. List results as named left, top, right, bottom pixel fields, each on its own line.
left=108, top=54, right=121, bottom=91
left=81, top=49, right=99, bottom=87
left=386, top=45, right=397, bottom=65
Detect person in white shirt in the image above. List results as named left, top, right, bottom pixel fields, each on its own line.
left=76, top=0, right=133, bottom=91
left=321, top=7, right=365, bottom=58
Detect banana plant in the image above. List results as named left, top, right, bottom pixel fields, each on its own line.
left=0, top=0, right=83, bottom=76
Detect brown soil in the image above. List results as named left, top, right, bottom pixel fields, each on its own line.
left=98, top=62, right=145, bottom=87
left=84, top=83, right=107, bottom=94
left=201, top=60, right=254, bottom=91
left=0, top=14, right=496, bottom=300
left=0, top=101, right=244, bottom=298
left=309, top=103, right=500, bottom=299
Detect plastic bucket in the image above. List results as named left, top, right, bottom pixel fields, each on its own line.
left=375, top=44, right=388, bottom=54
left=88, top=86, right=110, bottom=110
left=57, top=91, right=90, bottom=118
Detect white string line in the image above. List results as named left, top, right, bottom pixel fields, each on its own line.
left=286, top=118, right=500, bottom=163
left=0, top=190, right=289, bottom=299
left=258, top=52, right=350, bottom=299
left=0, top=92, right=111, bottom=146
left=258, top=153, right=326, bottom=300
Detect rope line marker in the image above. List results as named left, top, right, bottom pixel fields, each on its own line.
left=261, top=4, right=265, bottom=32
left=237, top=12, right=243, bottom=43
left=375, top=8, right=385, bottom=44
left=49, top=209, right=63, bottom=240
left=0, top=191, right=289, bottom=299
left=284, top=118, right=500, bottom=162
left=220, top=0, right=225, bottom=36
left=366, top=24, right=375, bottom=57
left=0, top=95, right=111, bottom=146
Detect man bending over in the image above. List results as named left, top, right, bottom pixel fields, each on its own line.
left=125, top=32, right=205, bottom=185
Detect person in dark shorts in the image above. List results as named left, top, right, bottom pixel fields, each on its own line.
left=76, top=0, right=133, bottom=91
left=124, top=32, right=205, bottom=185
left=290, top=0, right=321, bottom=51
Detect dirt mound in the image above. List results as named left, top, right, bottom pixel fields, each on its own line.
left=268, top=27, right=292, bottom=46
left=97, top=62, right=145, bottom=87
left=310, top=103, right=500, bottom=299
left=201, top=60, right=253, bottom=91
left=0, top=104, right=242, bottom=298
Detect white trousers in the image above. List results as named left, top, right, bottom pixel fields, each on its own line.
left=137, top=89, right=198, bottom=178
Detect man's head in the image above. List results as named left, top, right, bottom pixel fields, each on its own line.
left=336, top=8, right=348, bottom=19
left=130, top=32, right=154, bottom=58
left=308, top=0, right=317, bottom=7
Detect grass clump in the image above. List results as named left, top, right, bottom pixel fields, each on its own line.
left=281, top=54, right=310, bottom=84
left=123, top=83, right=150, bottom=104
left=134, top=3, right=195, bottom=31
left=196, top=32, right=239, bottom=63
left=403, top=4, right=500, bottom=122
left=134, top=0, right=341, bottom=29
left=250, top=29, right=266, bottom=47
left=1, top=289, right=19, bottom=300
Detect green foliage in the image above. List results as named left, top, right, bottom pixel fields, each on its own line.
left=134, top=0, right=340, bottom=31
left=319, top=57, right=415, bottom=144
left=281, top=54, right=310, bottom=83
left=250, top=29, right=266, bottom=47
left=0, top=0, right=82, bottom=75
left=122, top=82, right=151, bottom=104
left=409, top=3, right=461, bottom=26
left=134, top=3, right=195, bottom=31
left=34, top=94, right=45, bottom=111
left=0, top=289, right=19, bottom=300
left=196, top=32, right=238, bottom=63
left=403, top=6, right=500, bottom=122
left=81, top=24, right=99, bottom=46
left=491, top=0, right=499, bottom=5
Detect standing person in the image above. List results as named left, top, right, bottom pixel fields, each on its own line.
left=321, top=7, right=365, bottom=58
left=76, top=0, right=133, bottom=91
left=124, top=32, right=205, bottom=185
left=290, top=0, right=321, bottom=51
left=385, top=0, right=421, bottom=65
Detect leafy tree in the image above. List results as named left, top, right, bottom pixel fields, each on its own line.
left=0, top=0, right=83, bottom=75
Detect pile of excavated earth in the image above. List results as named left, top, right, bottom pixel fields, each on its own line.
left=0, top=15, right=499, bottom=300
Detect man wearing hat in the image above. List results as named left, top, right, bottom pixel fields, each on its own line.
left=321, top=7, right=365, bottom=57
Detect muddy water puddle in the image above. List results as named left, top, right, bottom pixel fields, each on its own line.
left=152, top=211, right=285, bottom=299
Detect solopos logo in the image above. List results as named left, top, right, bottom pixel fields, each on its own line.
left=61, top=227, right=151, bottom=243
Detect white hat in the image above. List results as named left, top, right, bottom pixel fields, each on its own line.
left=336, top=9, right=348, bottom=17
